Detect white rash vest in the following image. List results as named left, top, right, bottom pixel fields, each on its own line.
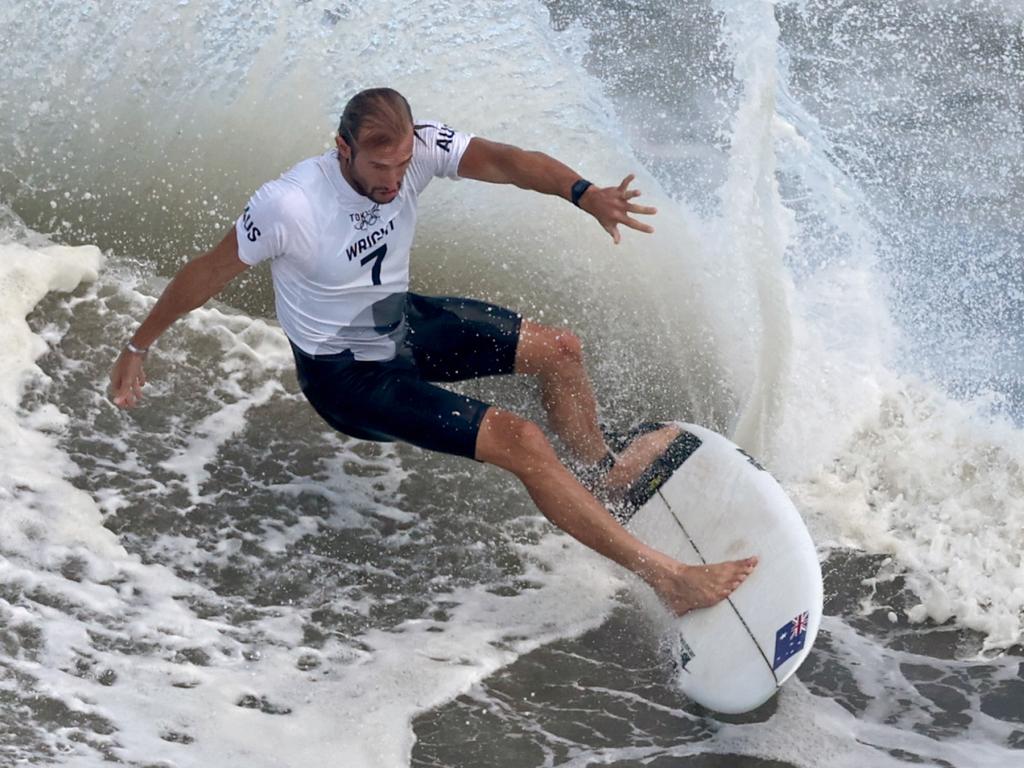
left=235, top=121, right=473, bottom=360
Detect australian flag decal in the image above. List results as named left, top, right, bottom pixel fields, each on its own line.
left=772, top=611, right=809, bottom=670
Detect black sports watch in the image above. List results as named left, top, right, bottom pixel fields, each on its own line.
left=570, top=179, right=593, bottom=207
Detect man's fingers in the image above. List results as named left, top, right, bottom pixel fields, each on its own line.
left=622, top=216, right=655, bottom=234
left=585, top=175, right=654, bottom=242
left=113, top=387, right=133, bottom=408
left=626, top=203, right=657, bottom=215
left=110, top=372, right=145, bottom=409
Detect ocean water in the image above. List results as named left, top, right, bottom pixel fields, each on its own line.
left=1, top=0, right=1022, bottom=766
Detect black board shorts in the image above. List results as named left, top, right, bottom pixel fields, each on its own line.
left=291, top=293, right=522, bottom=460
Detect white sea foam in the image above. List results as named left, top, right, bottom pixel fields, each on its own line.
left=791, top=382, right=1024, bottom=648
left=708, top=616, right=1023, bottom=767
left=0, top=236, right=252, bottom=761
left=0, top=240, right=111, bottom=565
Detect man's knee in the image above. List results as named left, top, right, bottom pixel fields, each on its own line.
left=516, top=321, right=585, bottom=375
left=476, top=409, right=556, bottom=472
left=549, top=328, right=584, bottom=366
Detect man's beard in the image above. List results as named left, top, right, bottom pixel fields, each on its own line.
left=345, top=158, right=400, bottom=204
left=366, top=186, right=400, bottom=204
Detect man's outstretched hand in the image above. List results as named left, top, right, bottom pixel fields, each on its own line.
left=579, top=174, right=657, bottom=244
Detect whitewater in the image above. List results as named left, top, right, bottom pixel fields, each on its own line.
left=1, top=0, right=1021, bottom=765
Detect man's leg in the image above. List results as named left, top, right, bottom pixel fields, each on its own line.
left=512, top=321, right=606, bottom=462
left=513, top=320, right=681, bottom=492
left=475, top=408, right=757, bottom=616
left=403, top=296, right=679, bottom=493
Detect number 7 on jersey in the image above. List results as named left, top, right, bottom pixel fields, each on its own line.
left=359, top=244, right=388, bottom=286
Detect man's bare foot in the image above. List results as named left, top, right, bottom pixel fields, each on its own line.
left=647, top=556, right=759, bottom=617
left=604, top=424, right=682, bottom=495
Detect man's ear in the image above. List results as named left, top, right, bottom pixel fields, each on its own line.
left=336, top=134, right=353, bottom=162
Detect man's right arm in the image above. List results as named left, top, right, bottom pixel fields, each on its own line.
left=109, top=227, right=249, bottom=409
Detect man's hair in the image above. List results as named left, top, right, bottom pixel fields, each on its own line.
left=337, top=88, right=414, bottom=152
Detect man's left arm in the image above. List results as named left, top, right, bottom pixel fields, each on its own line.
left=457, top=137, right=657, bottom=244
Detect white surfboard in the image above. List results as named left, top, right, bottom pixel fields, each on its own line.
left=621, top=422, right=823, bottom=714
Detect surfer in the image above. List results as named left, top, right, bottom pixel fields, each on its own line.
left=108, top=87, right=756, bottom=616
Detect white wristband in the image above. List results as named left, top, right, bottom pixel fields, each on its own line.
left=125, top=341, right=149, bottom=356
